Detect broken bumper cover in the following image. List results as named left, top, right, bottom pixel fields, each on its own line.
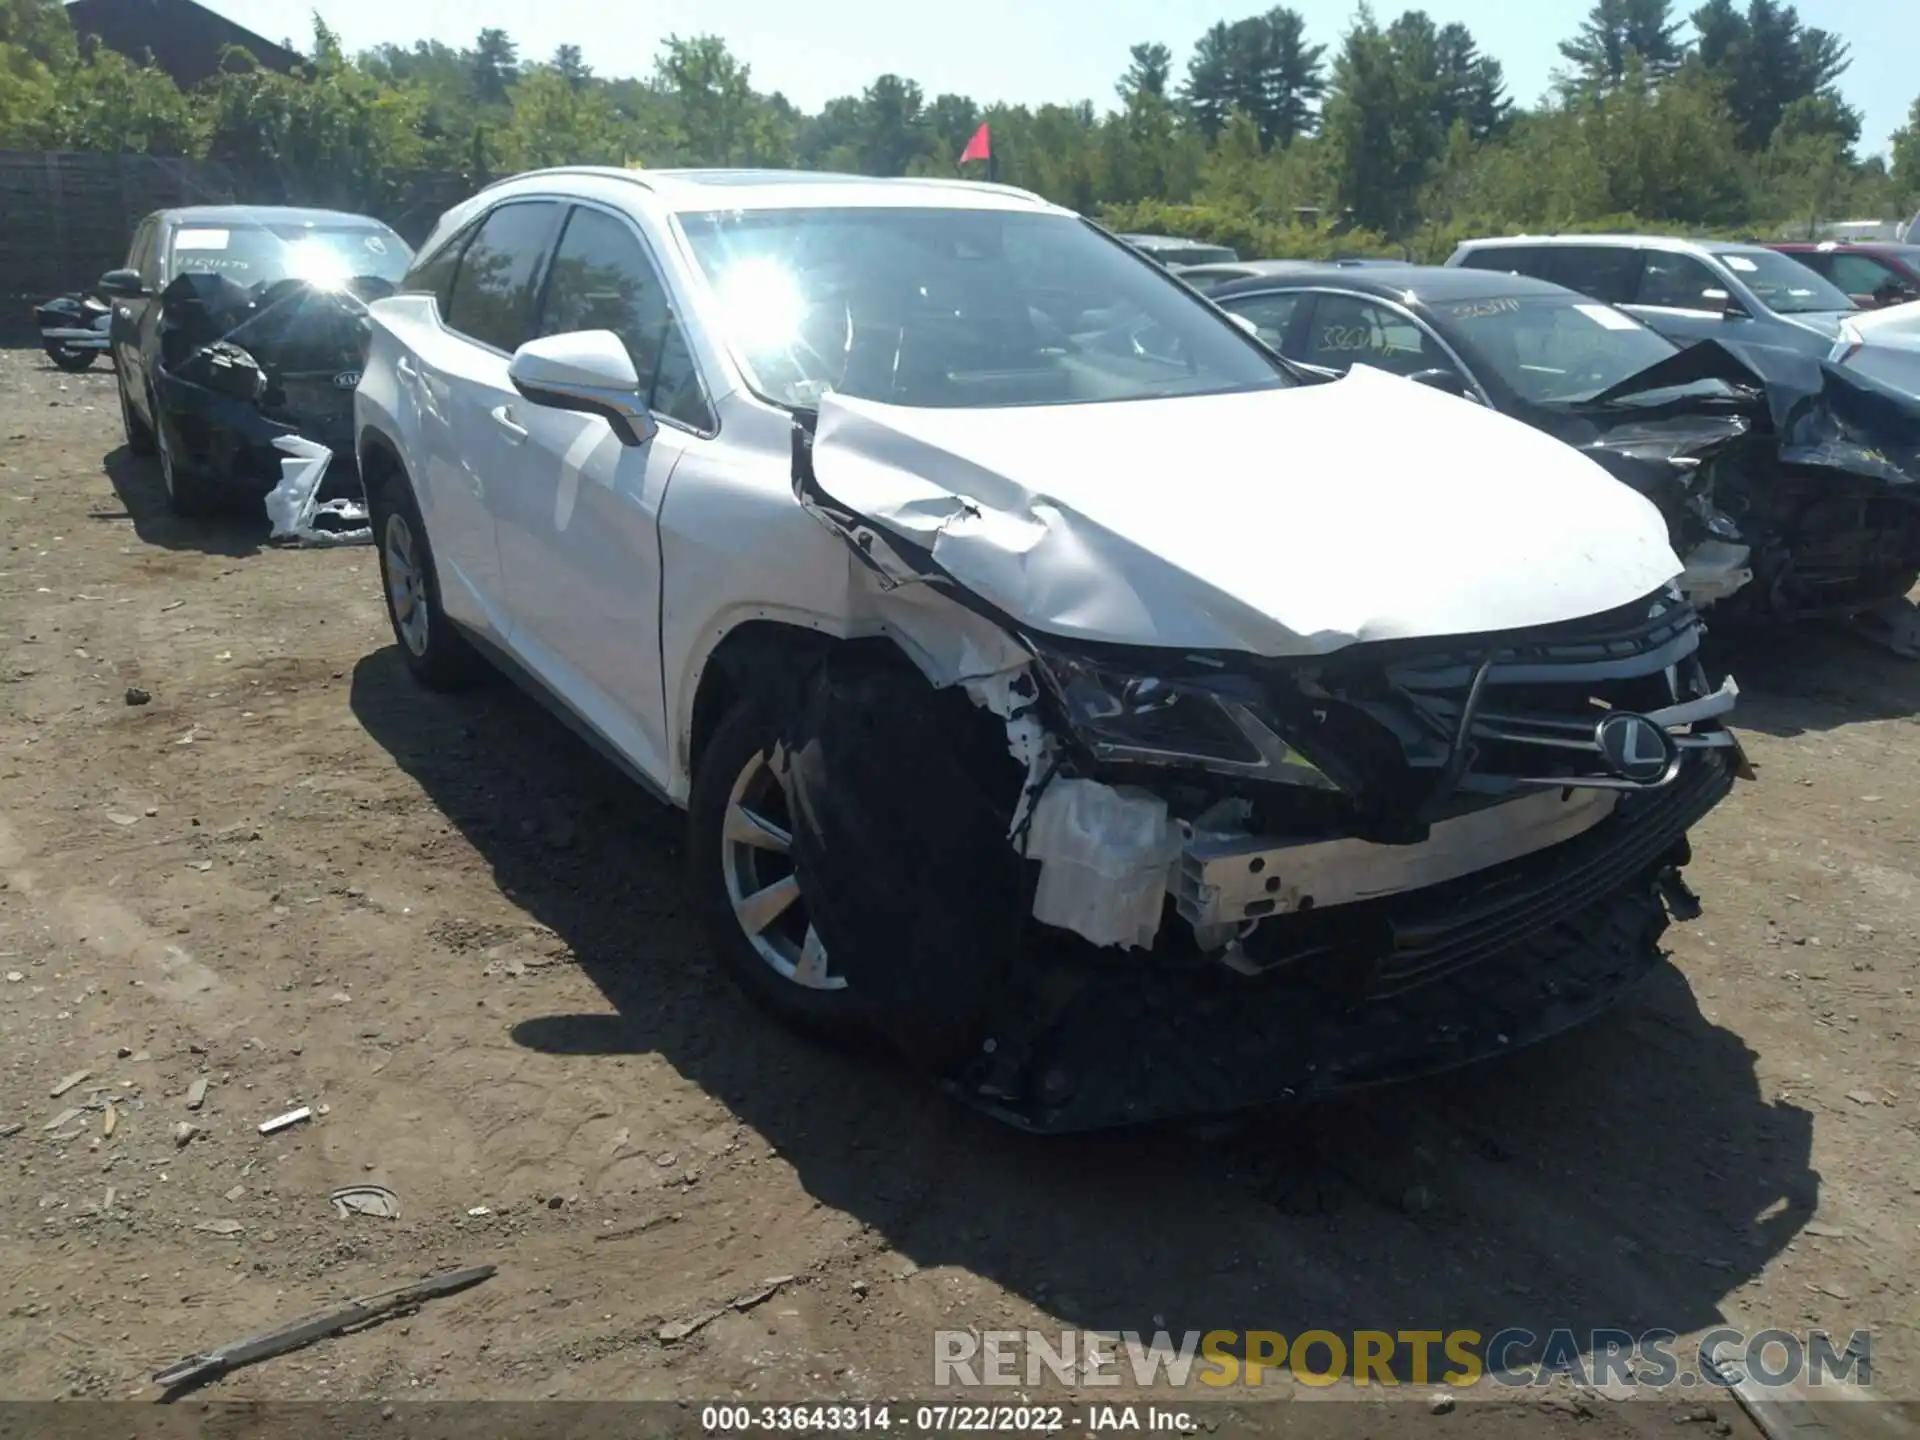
left=966, top=749, right=1733, bottom=1132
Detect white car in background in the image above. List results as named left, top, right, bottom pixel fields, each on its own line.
left=1831, top=297, right=1920, bottom=400
left=354, top=167, right=1743, bottom=1131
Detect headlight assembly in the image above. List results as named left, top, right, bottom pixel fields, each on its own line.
left=1030, top=646, right=1340, bottom=788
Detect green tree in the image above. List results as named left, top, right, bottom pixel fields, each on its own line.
left=1557, top=0, right=1684, bottom=92
left=1436, top=21, right=1510, bottom=140
left=1893, top=95, right=1920, bottom=203
left=468, top=27, right=519, bottom=106
left=552, top=44, right=591, bottom=91
left=648, top=34, right=788, bottom=166
left=1182, top=7, right=1324, bottom=149
left=1687, top=0, right=1854, bottom=151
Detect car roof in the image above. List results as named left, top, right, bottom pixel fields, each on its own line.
left=482, top=165, right=1062, bottom=216
left=1774, top=240, right=1920, bottom=258
left=1455, top=233, right=1763, bottom=257
left=1207, top=262, right=1577, bottom=304
left=156, top=205, right=394, bottom=230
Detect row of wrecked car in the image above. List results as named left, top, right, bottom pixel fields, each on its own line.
left=1172, top=246, right=1920, bottom=656
left=27, top=189, right=1916, bottom=1133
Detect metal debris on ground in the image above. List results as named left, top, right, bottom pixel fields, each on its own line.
left=258, top=1105, right=311, bottom=1134
left=49, top=1069, right=90, bottom=1098
left=151, top=1263, right=496, bottom=1391
left=329, top=1184, right=401, bottom=1219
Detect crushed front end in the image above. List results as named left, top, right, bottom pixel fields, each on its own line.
left=154, top=273, right=380, bottom=498
left=786, top=580, right=1742, bottom=1132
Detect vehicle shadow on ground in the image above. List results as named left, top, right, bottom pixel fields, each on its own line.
left=100, top=444, right=268, bottom=558
left=350, top=645, right=1817, bottom=1373
left=1706, top=624, right=1920, bottom=737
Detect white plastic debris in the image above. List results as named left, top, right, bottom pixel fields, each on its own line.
left=1022, top=778, right=1181, bottom=949
left=265, top=435, right=371, bottom=547
left=258, top=1105, right=311, bottom=1135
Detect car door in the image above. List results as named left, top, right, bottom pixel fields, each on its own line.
left=1818, top=251, right=1912, bottom=308
left=407, top=199, right=565, bottom=640
left=110, top=216, right=161, bottom=417
left=1621, top=249, right=1741, bottom=346
left=490, top=202, right=715, bottom=789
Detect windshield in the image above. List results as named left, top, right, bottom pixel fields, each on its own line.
left=675, top=207, right=1288, bottom=409
left=1713, top=249, right=1854, bottom=314
left=1438, top=293, right=1719, bottom=404
left=168, top=223, right=412, bottom=291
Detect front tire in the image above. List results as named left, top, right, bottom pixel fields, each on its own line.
left=688, top=701, right=864, bottom=1041
left=152, top=395, right=218, bottom=517
left=118, top=368, right=156, bottom=456
left=366, top=462, right=486, bottom=691
left=47, top=345, right=97, bottom=373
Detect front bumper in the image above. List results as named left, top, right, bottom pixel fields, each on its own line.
left=964, top=749, right=1734, bottom=1132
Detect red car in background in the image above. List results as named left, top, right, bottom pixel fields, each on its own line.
left=1769, top=241, right=1920, bottom=309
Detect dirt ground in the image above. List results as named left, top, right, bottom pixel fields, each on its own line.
left=1, top=345, right=1917, bottom=1434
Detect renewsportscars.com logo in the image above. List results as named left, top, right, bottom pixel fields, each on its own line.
left=933, top=1328, right=1873, bottom=1391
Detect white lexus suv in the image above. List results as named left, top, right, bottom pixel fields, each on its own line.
left=356, top=167, right=1745, bottom=1131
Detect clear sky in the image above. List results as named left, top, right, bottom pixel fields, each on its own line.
left=204, top=0, right=1912, bottom=157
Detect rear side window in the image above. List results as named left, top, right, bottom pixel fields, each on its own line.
left=401, top=219, right=478, bottom=317
left=1636, top=252, right=1724, bottom=310
left=534, top=204, right=715, bottom=433
left=1302, top=293, right=1444, bottom=377
left=444, top=201, right=562, bottom=353
left=127, top=218, right=160, bottom=284
left=1545, top=246, right=1642, bottom=304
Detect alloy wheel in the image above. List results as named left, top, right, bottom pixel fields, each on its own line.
left=720, top=749, right=843, bottom=991
left=383, top=512, right=431, bottom=657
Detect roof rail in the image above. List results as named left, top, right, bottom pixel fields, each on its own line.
left=480, top=166, right=658, bottom=194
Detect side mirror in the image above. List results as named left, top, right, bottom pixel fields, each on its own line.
left=1707, top=288, right=1749, bottom=320
left=508, top=330, right=657, bottom=447
left=99, top=268, right=147, bottom=298
left=1407, top=367, right=1472, bottom=398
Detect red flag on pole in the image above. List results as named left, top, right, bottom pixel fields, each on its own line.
left=958, top=123, right=992, bottom=165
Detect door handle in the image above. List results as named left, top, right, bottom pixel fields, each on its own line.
left=490, top=405, right=529, bottom=444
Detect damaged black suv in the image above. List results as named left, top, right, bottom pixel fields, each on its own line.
left=102, top=205, right=412, bottom=516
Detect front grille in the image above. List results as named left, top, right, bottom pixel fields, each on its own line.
left=1239, top=750, right=1731, bottom=997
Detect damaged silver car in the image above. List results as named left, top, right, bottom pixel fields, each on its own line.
left=357, top=169, right=1747, bottom=1131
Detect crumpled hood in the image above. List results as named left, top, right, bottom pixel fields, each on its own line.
left=806, top=365, right=1682, bottom=657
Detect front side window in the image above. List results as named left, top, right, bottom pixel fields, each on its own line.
left=1711, top=248, right=1853, bottom=314
left=1817, top=252, right=1897, bottom=298
left=167, top=221, right=412, bottom=292
left=1216, top=291, right=1302, bottom=349
left=1635, top=252, right=1726, bottom=310
left=1301, top=293, right=1443, bottom=377
left=444, top=201, right=562, bottom=353
left=536, top=205, right=713, bottom=432
left=676, top=206, right=1288, bottom=410
left=401, top=220, right=478, bottom=316
left=1439, top=294, right=1691, bottom=405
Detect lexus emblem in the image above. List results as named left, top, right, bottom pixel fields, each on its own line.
left=1595, top=711, right=1676, bottom=783
left=332, top=370, right=362, bottom=390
